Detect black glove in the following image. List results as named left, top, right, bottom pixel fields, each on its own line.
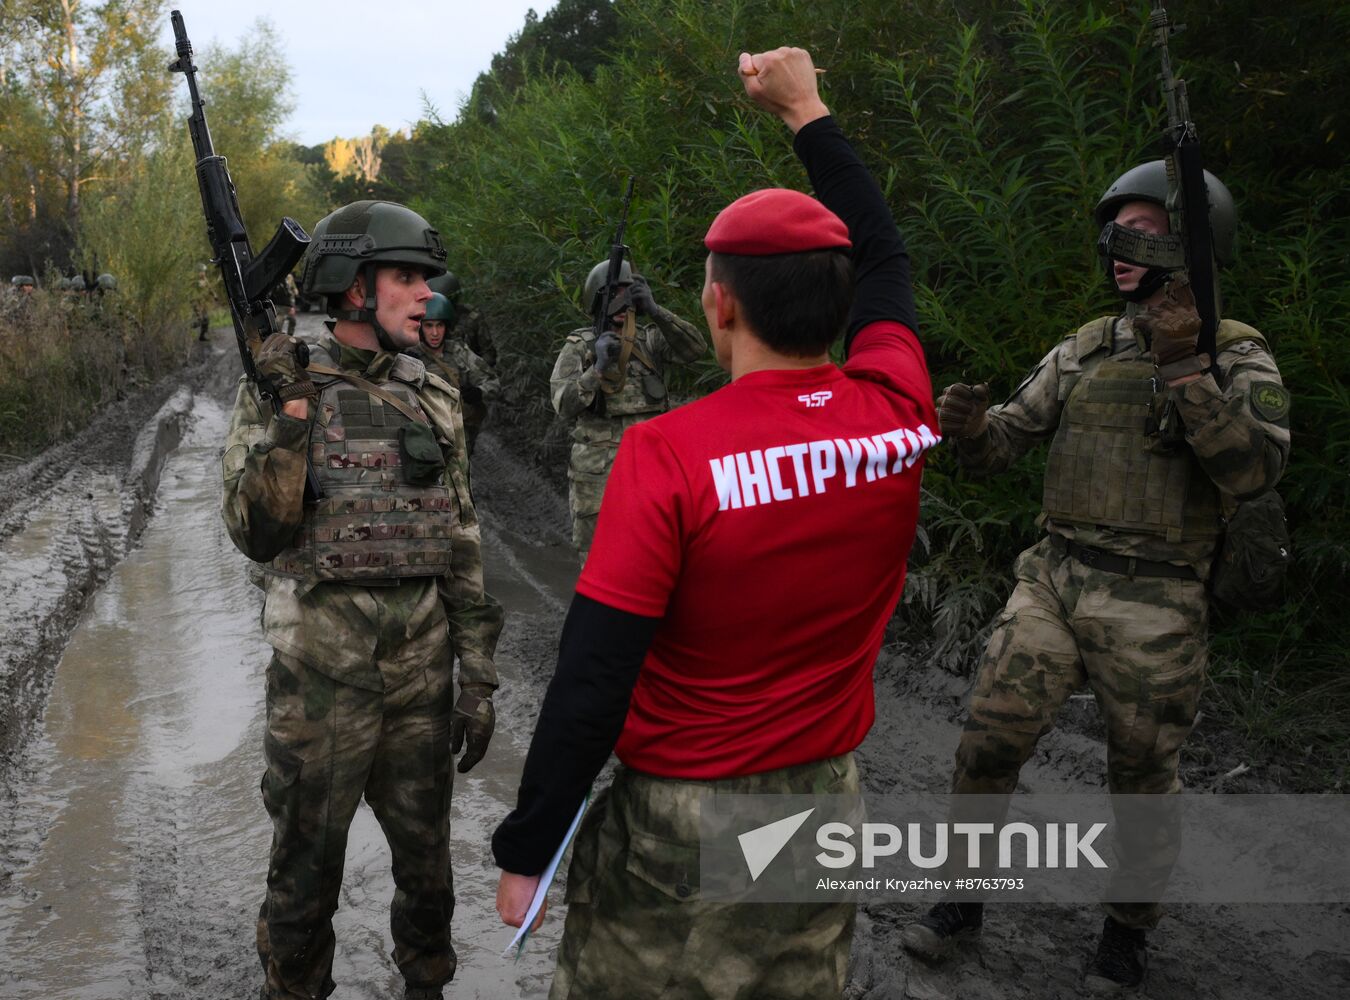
left=628, top=275, right=657, bottom=317
left=936, top=382, right=990, bottom=439
left=593, top=331, right=622, bottom=375
left=450, top=683, right=495, bottom=773
left=255, top=333, right=314, bottom=402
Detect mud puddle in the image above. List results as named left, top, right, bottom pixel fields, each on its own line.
left=0, top=374, right=577, bottom=998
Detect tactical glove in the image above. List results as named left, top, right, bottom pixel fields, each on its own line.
left=628, top=275, right=657, bottom=317
left=593, top=331, right=622, bottom=375
left=936, top=382, right=991, bottom=439
left=255, top=333, right=315, bottom=402
left=1137, top=274, right=1207, bottom=381
left=450, top=683, right=496, bottom=773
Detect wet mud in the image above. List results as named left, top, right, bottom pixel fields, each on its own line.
left=0, top=317, right=1345, bottom=999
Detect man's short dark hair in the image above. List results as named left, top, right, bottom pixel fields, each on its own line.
left=710, top=250, right=854, bottom=356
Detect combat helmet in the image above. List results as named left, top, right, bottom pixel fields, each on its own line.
left=96, top=273, right=117, bottom=291
left=301, top=200, right=446, bottom=348
left=427, top=271, right=462, bottom=301
left=70, top=274, right=86, bottom=292
left=582, top=259, right=633, bottom=314
left=1095, top=160, right=1237, bottom=266
left=423, top=291, right=456, bottom=323
left=10, top=274, right=35, bottom=288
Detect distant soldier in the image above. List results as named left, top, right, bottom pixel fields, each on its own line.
left=550, top=261, right=705, bottom=560
left=271, top=272, right=298, bottom=336
left=96, top=273, right=117, bottom=295
left=902, top=163, right=1290, bottom=992
left=429, top=271, right=497, bottom=367
left=192, top=263, right=212, bottom=340
left=4, top=275, right=36, bottom=318
left=415, top=291, right=500, bottom=456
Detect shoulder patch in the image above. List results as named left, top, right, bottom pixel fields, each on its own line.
left=1249, top=381, right=1291, bottom=424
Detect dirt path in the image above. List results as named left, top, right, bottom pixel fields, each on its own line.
left=0, top=318, right=1344, bottom=999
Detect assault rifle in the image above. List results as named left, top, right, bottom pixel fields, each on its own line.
left=1098, top=0, right=1220, bottom=373
left=168, top=9, right=321, bottom=498
left=593, top=176, right=636, bottom=341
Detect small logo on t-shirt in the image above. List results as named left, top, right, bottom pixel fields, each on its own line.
left=797, top=390, right=833, bottom=409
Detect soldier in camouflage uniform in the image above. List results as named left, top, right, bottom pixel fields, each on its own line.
left=415, top=291, right=501, bottom=456
left=902, top=163, right=1290, bottom=992
left=193, top=263, right=212, bottom=340
left=221, top=200, right=504, bottom=1000
left=271, top=273, right=299, bottom=336
left=550, top=259, right=706, bottom=560
left=430, top=271, right=497, bottom=367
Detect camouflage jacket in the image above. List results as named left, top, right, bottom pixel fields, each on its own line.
left=550, top=306, right=705, bottom=445
left=414, top=339, right=501, bottom=403
left=457, top=305, right=497, bottom=367
left=221, top=332, right=502, bottom=691
left=957, top=313, right=1290, bottom=571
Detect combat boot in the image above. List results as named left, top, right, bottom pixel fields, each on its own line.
left=900, top=901, right=983, bottom=961
left=1084, top=916, right=1147, bottom=992
left=404, top=987, right=443, bottom=1000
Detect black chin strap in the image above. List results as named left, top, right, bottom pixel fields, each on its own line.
left=328, top=263, right=401, bottom=351
left=1118, top=266, right=1173, bottom=303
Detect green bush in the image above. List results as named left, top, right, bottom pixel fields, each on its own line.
left=405, top=0, right=1347, bottom=781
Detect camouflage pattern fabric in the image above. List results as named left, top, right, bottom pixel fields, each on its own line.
left=551, top=755, right=858, bottom=1000
left=256, top=651, right=456, bottom=999
left=550, top=308, right=705, bottom=557
left=948, top=312, right=1289, bottom=930
left=953, top=536, right=1206, bottom=927
left=221, top=329, right=503, bottom=998
left=222, top=332, right=502, bottom=691
left=415, top=339, right=501, bottom=456
left=955, top=314, right=1290, bottom=573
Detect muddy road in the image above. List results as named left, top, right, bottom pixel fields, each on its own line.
left=1, top=316, right=1345, bottom=999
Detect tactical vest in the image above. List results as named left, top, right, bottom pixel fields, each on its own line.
left=1042, top=317, right=1234, bottom=544
left=572, top=328, right=668, bottom=419
left=421, top=349, right=461, bottom=389
left=267, top=364, right=461, bottom=584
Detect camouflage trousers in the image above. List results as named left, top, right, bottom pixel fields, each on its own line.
left=550, top=755, right=859, bottom=1000
left=953, top=535, right=1209, bottom=929
left=257, top=651, right=456, bottom=999
left=566, top=443, right=617, bottom=560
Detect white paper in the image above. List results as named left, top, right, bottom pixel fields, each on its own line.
left=503, top=796, right=588, bottom=959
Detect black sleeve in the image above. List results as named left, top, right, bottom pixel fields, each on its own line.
left=792, top=115, right=918, bottom=349
left=491, top=592, right=659, bottom=875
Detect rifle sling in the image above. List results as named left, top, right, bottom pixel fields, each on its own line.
left=306, top=364, right=430, bottom=425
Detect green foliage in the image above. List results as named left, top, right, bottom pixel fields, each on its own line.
left=0, top=11, right=332, bottom=456
left=397, top=0, right=1347, bottom=778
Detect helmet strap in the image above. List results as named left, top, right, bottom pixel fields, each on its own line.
left=1118, top=266, right=1172, bottom=303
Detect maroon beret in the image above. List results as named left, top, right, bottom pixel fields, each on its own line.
left=704, top=188, right=852, bottom=255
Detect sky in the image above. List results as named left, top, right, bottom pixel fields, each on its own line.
left=157, top=0, right=559, bottom=146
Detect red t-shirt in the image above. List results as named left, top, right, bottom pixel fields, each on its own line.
left=576, top=321, right=937, bottom=779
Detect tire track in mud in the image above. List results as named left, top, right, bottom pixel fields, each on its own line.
left=2, top=326, right=1345, bottom=999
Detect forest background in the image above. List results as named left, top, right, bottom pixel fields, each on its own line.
left=1, top=0, right=1345, bottom=785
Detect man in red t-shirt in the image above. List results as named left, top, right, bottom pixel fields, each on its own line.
left=493, top=47, right=936, bottom=998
